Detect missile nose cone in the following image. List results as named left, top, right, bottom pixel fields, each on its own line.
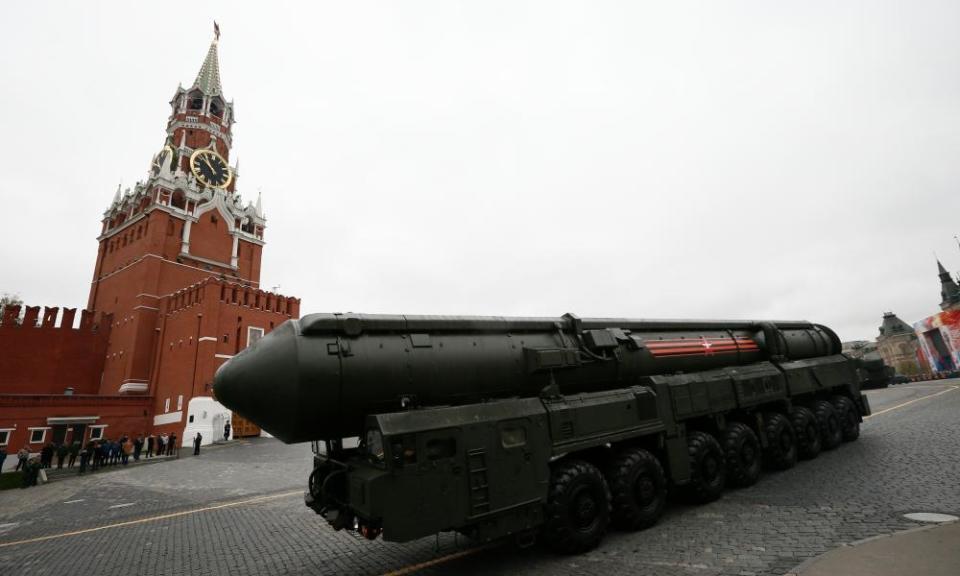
left=214, top=320, right=302, bottom=443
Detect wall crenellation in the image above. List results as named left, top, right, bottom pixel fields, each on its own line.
left=163, top=277, right=299, bottom=316
left=0, top=304, right=111, bottom=332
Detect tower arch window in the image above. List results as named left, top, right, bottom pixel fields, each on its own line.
left=188, top=90, right=204, bottom=111
left=171, top=190, right=186, bottom=210
left=209, top=98, right=223, bottom=118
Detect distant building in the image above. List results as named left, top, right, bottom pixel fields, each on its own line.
left=0, top=31, right=300, bottom=462
left=875, top=312, right=925, bottom=376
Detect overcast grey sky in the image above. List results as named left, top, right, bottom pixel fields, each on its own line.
left=2, top=1, right=959, bottom=341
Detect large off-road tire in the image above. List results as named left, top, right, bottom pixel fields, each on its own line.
left=790, top=406, right=822, bottom=460
left=762, top=412, right=797, bottom=470
left=722, top=422, right=762, bottom=488
left=685, top=431, right=726, bottom=503
left=541, top=459, right=611, bottom=554
left=831, top=395, right=860, bottom=442
left=605, top=447, right=667, bottom=531
left=811, top=399, right=842, bottom=450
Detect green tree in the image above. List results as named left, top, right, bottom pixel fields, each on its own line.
left=0, top=293, right=24, bottom=325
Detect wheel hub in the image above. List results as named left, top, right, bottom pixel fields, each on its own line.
left=703, top=456, right=718, bottom=480
left=572, top=490, right=599, bottom=530
left=780, top=431, right=792, bottom=451
left=635, top=475, right=656, bottom=505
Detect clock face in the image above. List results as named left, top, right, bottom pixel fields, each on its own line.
left=190, top=149, right=232, bottom=188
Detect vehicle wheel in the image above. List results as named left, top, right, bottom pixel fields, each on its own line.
left=831, top=395, right=860, bottom=442
left=790, top=406, right=822, bottom=460
left=541, top=459, right=611, bottom=554
left=685, top=431, right=725, bottom=503
left=762, top=412, right=797, bottom=470
left=811, top=400, right=842, bottom=450
left=605, top=447, right=667, bottom=531
left=722, top=422, right=762, bottom=488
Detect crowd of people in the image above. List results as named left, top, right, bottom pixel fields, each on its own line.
left=7, top=432, right=183, bottom=488
left=4, top=425, right=228, bottom=488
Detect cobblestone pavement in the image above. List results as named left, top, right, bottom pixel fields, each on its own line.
left=0, top=381, right=957, bottom=576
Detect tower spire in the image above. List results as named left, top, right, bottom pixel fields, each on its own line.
left=938, top=258, right=950, bottom=277
left=937, top=258, right=960, bottom=311
left=192, top=26, right=223, bottom=96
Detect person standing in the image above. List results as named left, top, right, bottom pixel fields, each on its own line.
left=56, top=442, right=68, bottom=469
left=68, top=441, right=80, bottom=467
left=133, top=435, right=143, bottom=461
left=78, top=443, right=90, bottom=475
left=15, top=445, right=29, bottom=471
left=193, top=432, right=202, bottom=456
left=224, top=421, right=231, bottom=442
left=22, top=457, right=41, bottom=488
left=40, top=443, right=53, bottom=469
left=169, top=433, right=178, bottom=457
left=145, top=434, right=155, bottom=458
left=122, top=438, right=133, bottom=465
left=0, top=446, right=6, bottom=473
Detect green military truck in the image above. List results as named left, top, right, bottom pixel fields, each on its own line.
left=215, top=313, right=869, bottom=552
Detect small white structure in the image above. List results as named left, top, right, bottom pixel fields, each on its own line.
left=182, top=396, right=231, bottom=447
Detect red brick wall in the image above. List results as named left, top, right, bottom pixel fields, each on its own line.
left=188, top=211, right=234, bottom=265
left=0, top=395, right=151, bottom=453
left=0, top=306, right=111, bottom=395
left=149, top=278, right=299, bottom=439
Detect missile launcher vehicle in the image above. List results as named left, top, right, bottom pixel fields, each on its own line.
left=214, top=313, right=870, bottom=553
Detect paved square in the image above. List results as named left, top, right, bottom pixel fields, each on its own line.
left=1, top=382, right=957, bottom=576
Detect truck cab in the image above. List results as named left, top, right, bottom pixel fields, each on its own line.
left=308, top=399, right=550, bottom=543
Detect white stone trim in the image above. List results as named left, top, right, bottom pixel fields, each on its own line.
left=89, top=425, right=107, bottom=440
left=134, top=305, right=160, bottom=311
left=46, top=416, right=99, bottom=425
left=247, top=326, right=265, bottom=347
left=0, top=428, right=13, bottom=447
left=214, top=354, right=234, bottom=359
left=154, top=411, right=183, bottom=426
left=231, top=235, right=239, bottom=267
left=119, top=381, right=149, bottom=394
left=91, top=254, right=259, bottom=286
left=199, top=336, right=218, bottom=342
left=28, top=427, right=50, bottom=444
left=96, top=211, right=150, bottom=241
left=180, top=252, right=235, bottom=270
left=180, top=219, right=192, bottom=254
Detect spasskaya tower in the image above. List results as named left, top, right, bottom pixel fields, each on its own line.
left=83, top=26, right=297, bottom=441
left=0, top=25, right=297, bottom=452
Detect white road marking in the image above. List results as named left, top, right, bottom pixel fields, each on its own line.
left=0, top=523, right=19, bottom=536
left=108, top=503, right=136, bottom=509
left=865, top=385, right=958, bottom=420
left=63, top=499, right=85, bottom=504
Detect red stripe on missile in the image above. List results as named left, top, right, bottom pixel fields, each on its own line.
left=644, top=336, right=759, bottom=358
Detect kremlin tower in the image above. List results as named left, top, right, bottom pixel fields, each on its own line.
left=0, top=27, right=299, bottom=457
